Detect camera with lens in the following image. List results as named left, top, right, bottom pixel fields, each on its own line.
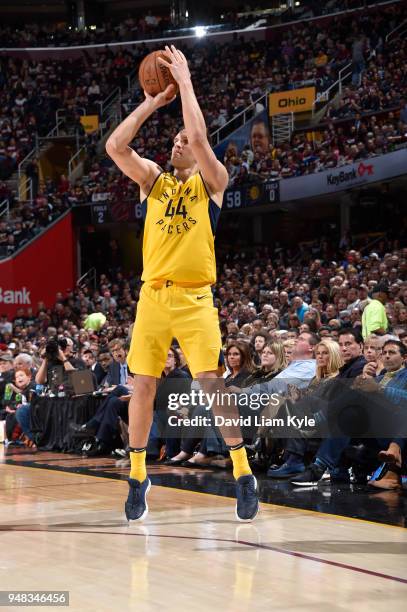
left=45, top=337, right=67, bottom=363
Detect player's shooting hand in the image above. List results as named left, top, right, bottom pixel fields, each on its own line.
left=158, top=45, right=191, bottom=86
left=144, top=85, right=176, bottom=109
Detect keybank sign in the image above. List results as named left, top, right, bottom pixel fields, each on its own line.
left=279, top=148, right=407, bottom=202
left=0, top=287, right=31, bottom=304
left=327, top=162, right=374, bottom=186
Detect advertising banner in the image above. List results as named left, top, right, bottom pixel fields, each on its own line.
left=0, top=212, right=75, bottom=318
left=214, top=110, right=271, bottom=163
left=80, top=115, right=99, bottom=133
left=280, top=148, right=407, bottom=201
left=268, top=87, right=315, bottom=116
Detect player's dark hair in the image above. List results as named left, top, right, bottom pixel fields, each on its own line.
left=382, top=340, right=407, bottom=356
left=338, top=328, right=363, bottom=344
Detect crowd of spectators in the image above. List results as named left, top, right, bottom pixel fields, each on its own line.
left=0, top=1, right=386, bottom=48
left=0, top=2, right=406, bottom=262
left=1, top=0, right=405, bottom=182
left=226, top=106, right=407, bottom=185
left=1, top=96, right=406, bottom=258
left=1, top=238, right=406, bottom=486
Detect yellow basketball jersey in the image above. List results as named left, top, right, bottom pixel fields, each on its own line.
left=141, top=172, right=220, bottom=285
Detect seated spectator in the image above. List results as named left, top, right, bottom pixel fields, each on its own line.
left=271, top=332, right=318, bottom=395
left=289, top=329, right=368, bottom=485
left=179, top=341, right=286, bottom=468
left=268, top=338, right=343, bottom=478
left=283, top=339, right=296, bottom=363
left=250, top=331, right=270, bottom=366
left=93, top=350, right=113, bottom=386
left=147, top=346, right=192, bottom=461
left=0, top=352, right=14, bottom=397
left=361, top=334, right=385, bottom=378
left=241, top=341, right=287, bottom=391
left=1, top=369, right=35, bottom=446
left=105, top=339, right=131, bottom=388
left=224, top=341, right=254, bottom=387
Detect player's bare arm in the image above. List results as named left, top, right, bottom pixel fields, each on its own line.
left=159, top=45, right=228, bottom=206
left=105, top=85, right=176, bottom=198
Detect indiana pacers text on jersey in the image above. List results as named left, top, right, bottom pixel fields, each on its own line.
left=141, top=171, right=220, bottom=286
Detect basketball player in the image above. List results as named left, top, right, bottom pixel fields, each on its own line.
left=106, top=45, right=259, bottom=522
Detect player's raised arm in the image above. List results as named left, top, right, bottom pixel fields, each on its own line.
left=105, top=86, right=175, bottom=195
left=159, top=45, right=228, bottom=201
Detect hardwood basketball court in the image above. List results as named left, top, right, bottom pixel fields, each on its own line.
left=1, top=448, right=406, bottom=611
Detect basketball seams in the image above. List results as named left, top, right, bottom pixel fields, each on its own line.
left=153, top=51, right=162, bottom=95
left=139, top=49, right=177, bottom=96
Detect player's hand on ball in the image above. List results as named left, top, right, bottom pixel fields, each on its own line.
left=158, top=45, right=191, bottom=85
left=144, top=84, right=176, bottom=108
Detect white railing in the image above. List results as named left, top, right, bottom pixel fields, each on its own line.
left=99, top=87, right=121, bottom=118
left=0, top=199, right=9, bottom=219
left=44, top=119, right=65, bottom=138
left=17, top=147, right=37, bottom=202
left=99, top=105, right=121, bottom=140
left=385, top=17, right=407, bottom=42
left=211, top=93, right=268, bottom=147
left=77, top=267, right=97, bottom=291
left=56, top=106, right=86, bottom=126
left=127, top=68, right=138, bottom=92
left=18, top=176, right=33, bottom=203
left=68, top=146, right=86, bottom=178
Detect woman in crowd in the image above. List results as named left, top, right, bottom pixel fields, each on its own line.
left=314, top=338, right=344, bottom=383
left=224, top=341, right=254, bottom=387
left=243, top=341, right=287, bottom=389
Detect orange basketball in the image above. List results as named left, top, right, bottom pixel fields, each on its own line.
left=138, top=50, right=178, bottom=97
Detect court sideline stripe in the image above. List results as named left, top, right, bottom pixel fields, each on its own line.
left=2, top=526, right=407, bottom=586
left=4, top=460, right=407, bottom=531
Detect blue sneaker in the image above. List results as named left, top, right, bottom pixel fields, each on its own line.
left=125, top=478, right=151, bottom=522
left=235, top=475, right=259, bottom=522
left=267, top=462, right=305, bottom=478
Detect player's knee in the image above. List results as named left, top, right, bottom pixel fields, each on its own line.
left=132, top=375, right=157, bottom=399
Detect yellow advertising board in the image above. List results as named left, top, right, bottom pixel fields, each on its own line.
left=80, top=115, right=99, bottom=133
left=269, top=87, right=315, bottom=115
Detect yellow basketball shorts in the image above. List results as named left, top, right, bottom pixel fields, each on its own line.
left=127, top=282, right=222, bottom=378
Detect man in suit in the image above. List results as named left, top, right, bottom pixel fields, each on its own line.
left=105, top=339, right=131, bottom=387
left=82, top=349, right=112, bottom=386
left=70, top=339, right=133, bottom=456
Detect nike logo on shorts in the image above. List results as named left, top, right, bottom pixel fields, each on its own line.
left=197, top=295, right=209, bottom=300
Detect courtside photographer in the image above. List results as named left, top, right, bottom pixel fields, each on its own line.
left=35, top=337, right=76, bottom=394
